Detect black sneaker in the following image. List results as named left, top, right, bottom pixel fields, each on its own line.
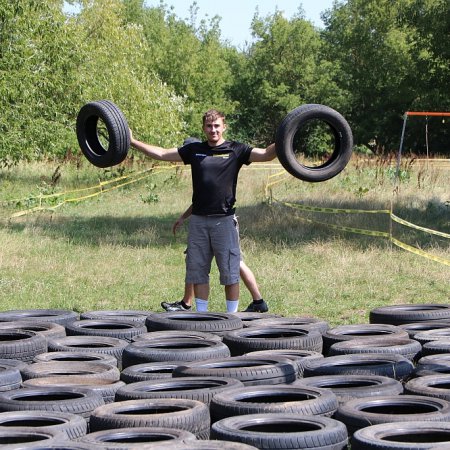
left=161, top=300, right=191, bottom=312
left=243, top=299, right=269, bottom=313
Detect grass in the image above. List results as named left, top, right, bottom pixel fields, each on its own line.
left=0, top=156, right=448, bottom=326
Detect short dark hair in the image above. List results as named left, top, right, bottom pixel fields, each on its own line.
left=202, top=109, right=225, bottom=126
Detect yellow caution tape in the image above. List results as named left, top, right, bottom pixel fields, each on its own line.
left=279, top=200, right=390, bottom=215
left=292, top=214, right=390, bottom=237
left=275, top=199, right=449, bottom=267
left=391, top=238, right=450, bottom=267
left=391, top=213, right=450, bottom=239
left=4, top=165, right=175, bottom=205
left=8, top=167, right=174, bottom=219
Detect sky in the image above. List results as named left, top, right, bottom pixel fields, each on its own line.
left=144, top=0, right=335, bottom=48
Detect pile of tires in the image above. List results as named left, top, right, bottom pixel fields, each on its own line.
left=0, top=304, right=450, bottom=449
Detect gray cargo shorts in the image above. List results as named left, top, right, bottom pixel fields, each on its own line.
left=185, top=214, right=241, bottom=286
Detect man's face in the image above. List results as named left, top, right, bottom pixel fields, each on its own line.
left=203, top=117, right=226, bottom=146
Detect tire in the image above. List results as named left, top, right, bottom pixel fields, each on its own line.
left=23, top=376, right=125, bottom=404
left=132, top=330, right=222, bottom=343
left=173, top=355, right=297, bottom=385
left=328, top=337, right=421, bottom=361
left=244, top=349, right=324, bottom=376
left=65, top=319, right=147, bottom=342
left=0, top=367, right=22, bottom=392
left=80, top=309, right=150, bottom=325
left=399, top=320, right=450, bottom=338
left=370, top=304, right=450, bottom=325
left=413, top=327, right=450, bottom=346
left=297, top=375, right=403, bottom=405
left=0, top=330, right=47, bottom=362
left=222, top=325, right=323, bottom=356
left=0, top=410, right=87, bottom=440
left=11, top=442, right=94, bottom=450
left=0, top=386, right=104, bottom=421
left=232, top=312, right=282, bottom=327
left=47, top=336, right=128, bottom=368
left=322, top=323, right=408, bottom=355
left=34, top=351, right=118, bottom=367
left=0, top=321, right=66, bottom=340
left=211, top=413, right=348, bottom=450
left=150, top=441, right=259, bottom=450
left=78, top=426, right=196, bottom=448
left=0, top=359, right=28, bottom=371
left=418, top=354, right=450, bottom=366
left=422, top=340, right=450, bottom=357
left=351, top=421, right=450, bottom=450
left=0, top=309, right=79, bottom=326
left=414, top=355, right=450, bottom=377
left=335, top=394, right=450, bottom=436
left=122, top=338, right=230, bottom=369
left=115, top=377, right=243, bottom=405
left=302, top=354, right=414, bottom=381
left=120, top=362, right=180, bottom=383
left=89, top=398, right=210, bottom=440
left=405, top=374, right=450, bottom=401
left=20, top=361, right=120, bottom=382
left=245, top=316, right=329, bottom=334
left=145, top=312, right=242, bottom=336
left=76, top=100, right=130, bottom=168
left=0, top=427, right=67, bottom=448
left=275, top=104, right=353, bottom=182
left=209, top=384, right=338, bottom=423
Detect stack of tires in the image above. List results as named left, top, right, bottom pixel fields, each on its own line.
left=0, top=304, right=450, bottom=449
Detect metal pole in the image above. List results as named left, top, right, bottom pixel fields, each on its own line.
left=396, top=113, right=408, bottom=185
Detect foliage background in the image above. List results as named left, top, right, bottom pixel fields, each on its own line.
left=0, top=0, right=449, bottom=167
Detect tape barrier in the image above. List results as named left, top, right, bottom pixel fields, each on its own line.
left=277, top=199, right=449, bottom=267
left=391, top=237, right=450, bottom=267
left=291, top=213, right=390, bottom=238
left=4, top=166, right=159, bottom=205
left=8, top=166, right=176, bottom=218
left=391, top=213, right=450, bottom=239
left=279, top=200, right=390, bottom=215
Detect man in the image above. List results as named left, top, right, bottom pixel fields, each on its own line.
left=130, top=109, right=276, bottom=313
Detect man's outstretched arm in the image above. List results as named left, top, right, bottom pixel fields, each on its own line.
left=130, top=130, right=182, bottom=162
left=249, top=143, right=276, bottom=162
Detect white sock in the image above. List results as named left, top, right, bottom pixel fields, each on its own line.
left=195, top=298, right=209, bottom=312
left=226, top=299, right=239, bottom=313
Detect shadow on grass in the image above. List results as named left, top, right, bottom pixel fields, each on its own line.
left=3, top=196, right=448, bottom=252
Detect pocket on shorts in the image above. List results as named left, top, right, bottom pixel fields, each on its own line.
left=228, top=247, right=241, bottom=277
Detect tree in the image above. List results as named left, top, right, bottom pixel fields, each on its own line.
left=229, top=10, right=346, bottom=145
left=0, top=0, right=83, bottom=165
left=321, top=0, right=449, bottom=154
left=124, top=1, right=236, bottom=137
left=74, top=0, right=185, bottom=147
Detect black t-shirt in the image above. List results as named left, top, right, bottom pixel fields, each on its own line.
left=178, top=140, right=253, bottom=216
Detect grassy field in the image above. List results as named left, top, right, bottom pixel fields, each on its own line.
left=0, top=156, right=448, bottom=326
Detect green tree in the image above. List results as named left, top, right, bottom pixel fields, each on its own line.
left=321, top=0, right=449, bottom=154
left=0, top=0, right=83, bottom=165
left=124, top=1, right=236, bottom=137
left=74, top=0, right=185, bottom=147
left=229, top=10, right=345, bottom=145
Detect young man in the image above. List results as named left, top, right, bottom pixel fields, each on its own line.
left=130, top=109, right=276, bottom=313
left=161, top=202, right=268, bottom=312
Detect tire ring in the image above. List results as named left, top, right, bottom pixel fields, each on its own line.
left=76, top=100, right=130, bottom=168
left=275, top=104, right=353, bottom=182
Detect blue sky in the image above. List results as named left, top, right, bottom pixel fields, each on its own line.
left=144, top=0, right=335, bottom=48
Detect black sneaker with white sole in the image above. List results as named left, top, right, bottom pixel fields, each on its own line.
left=243, top=299, right=269, bottom=313
left=161, top=300, right=191, bottom=312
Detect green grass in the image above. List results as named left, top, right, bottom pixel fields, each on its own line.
left=0, top=157, right=448, bottom=326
